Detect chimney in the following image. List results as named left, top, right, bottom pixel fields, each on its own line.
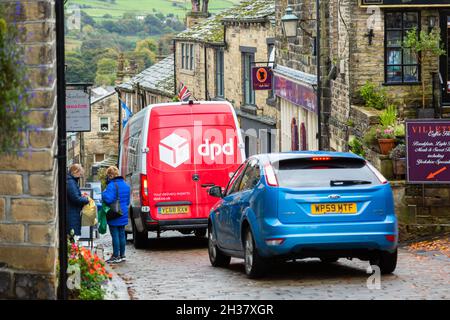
left=186, top=0, right=210, bottom=29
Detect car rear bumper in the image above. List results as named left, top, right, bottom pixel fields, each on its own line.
left=255, top=216, right=398, bottom=258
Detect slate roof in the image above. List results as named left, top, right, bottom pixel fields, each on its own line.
left=175, top=0, right=275, bottom=44
left=116, top=55, right=174, bottom=97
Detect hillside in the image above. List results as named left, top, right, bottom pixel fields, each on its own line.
left=67, top=0, right=240, bottom=19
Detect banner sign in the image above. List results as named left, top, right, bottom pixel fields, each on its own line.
left=360, top=0, right=450, bottom=7
left=252, top=66, right=273, bottom=90
left=274, top=75, right=317, bottom=114
left=66, top=89, right=91, bottom=132
left=406, top=120, right=450, bottom=184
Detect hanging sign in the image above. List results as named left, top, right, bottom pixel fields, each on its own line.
left=66, top=89, right=91, bottom=132
left=406, top=120, right=450, bottom=184
left=252, top=66, right=273, bottom=90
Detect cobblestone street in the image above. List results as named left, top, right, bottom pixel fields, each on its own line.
left=98, top=232, right=450, bottom=300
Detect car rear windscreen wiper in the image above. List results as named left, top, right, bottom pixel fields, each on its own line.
left=330, top=180, right=372, bottom=187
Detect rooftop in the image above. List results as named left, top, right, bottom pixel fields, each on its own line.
left=116, top=55, right=174, bottom=97
left=175, top=0, right=274, bottom=44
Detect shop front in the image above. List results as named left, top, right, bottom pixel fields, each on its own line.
left=274, top=66, right=318, bottom=152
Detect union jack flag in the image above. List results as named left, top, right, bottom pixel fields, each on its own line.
left=178, top=82, right=192, bottom=102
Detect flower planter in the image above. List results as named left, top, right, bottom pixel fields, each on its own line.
left=392, top=158, right=406, bottom=177
left=378, top=138, right=395, bottom=155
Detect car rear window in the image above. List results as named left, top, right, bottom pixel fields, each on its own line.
left=272, top=157, right=380, bottom=188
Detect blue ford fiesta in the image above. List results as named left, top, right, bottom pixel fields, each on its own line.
left=207, top=152, right=398, bottom=278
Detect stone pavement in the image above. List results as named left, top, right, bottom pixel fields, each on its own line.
left=97, top=232, right=450, bottom=300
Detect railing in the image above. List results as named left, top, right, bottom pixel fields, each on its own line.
left=432, top=72, right=444, bottom=118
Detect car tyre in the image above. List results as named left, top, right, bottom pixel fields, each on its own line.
left=132, top=220, right=148, bottom=249
left=244, top=229, right=267, bottom=279
left=208, top=226, right=231, bottom=267
left=370, top=249, right=397, bottom=274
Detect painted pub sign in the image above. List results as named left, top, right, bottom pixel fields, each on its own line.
left=252, top=67, right=273, bottom=90
left=406, top=120, right=450, bottom=184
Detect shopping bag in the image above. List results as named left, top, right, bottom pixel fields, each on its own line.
left=97, top=203, right=109, bottom=235
left=81, top=197, right=98, bottom=227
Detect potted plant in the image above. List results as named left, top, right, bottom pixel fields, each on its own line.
left=403, top=27, right=446, bottom=118
left=389, top=143, right=406, bottom=177
left=377, top=126, right=396, bottom=155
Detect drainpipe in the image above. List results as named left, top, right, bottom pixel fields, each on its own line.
left=204, top=44, right=208, bottom=100
left=116, top=88, right=122, bottom=167
left=316, top=0, right=322, bottom=150
left=173, top=40, right=177, bottom=98
left=56, top=0, right=68, bottom=300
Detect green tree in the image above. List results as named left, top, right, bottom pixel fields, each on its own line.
left=403, top=27, right=446, bottom=109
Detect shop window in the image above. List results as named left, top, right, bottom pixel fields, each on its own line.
left=385, top=11, right=420, bottom=84
left=99, top=117, right=110, bottom=133
left=291, top=118, right=299, bottom=151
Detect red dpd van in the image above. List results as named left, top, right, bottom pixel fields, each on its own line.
left=120, top=101, right=245, bottom=248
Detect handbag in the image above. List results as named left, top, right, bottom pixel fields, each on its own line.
left=106, top=182, right=123, bottom=221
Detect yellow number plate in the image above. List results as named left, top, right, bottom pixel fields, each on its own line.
left=311, top=203, right=357, bottom=214
left=158, top=206, right=190, bottom=215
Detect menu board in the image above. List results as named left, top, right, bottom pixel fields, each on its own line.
left=66, top=89, right=91, bottom=132
left=406, top=120, right=450, bottom=184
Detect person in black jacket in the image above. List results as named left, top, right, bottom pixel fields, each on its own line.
left=67, top=164, right=89, bottom=237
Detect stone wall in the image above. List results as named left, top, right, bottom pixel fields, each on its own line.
left=224, top=22, right=279, bottom=120
left=83, top=93, right=119, bottom=180
left=0, top=0, right=58, bottom=299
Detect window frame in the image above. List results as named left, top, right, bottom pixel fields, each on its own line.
left=215, top=48, right=225, bottom=98
left=238, top=159, right=261, bottom=192
left=384, top=10, right=421, bottom=85
left=224, top=162, right=248, bottom=196
left=94, top=153, right=105, bottom=163
left=181, top=42, right=194, bottom=71
left=99, top=117, right=110, bottom=133
left=242, top=51, right=256, bottom=106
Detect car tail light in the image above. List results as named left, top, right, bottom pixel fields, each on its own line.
left=366, top=161, right=388, bottom=184
left=141, top=174, right=149, bottom=206
left=264, top=164, right=278, bottom=186
left=265, top=238, right=285, bottom=246
left=312, top=157, right=331, bottom=161
left=385, top=235, right=396, bottom=242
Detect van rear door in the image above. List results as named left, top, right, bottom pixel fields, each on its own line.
left=148, top=111, right=199, bottom=221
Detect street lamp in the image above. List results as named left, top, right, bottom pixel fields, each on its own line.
left=281, top=6, right=299, bottom=38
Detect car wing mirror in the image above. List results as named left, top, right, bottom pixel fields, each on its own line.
left=208, top=186, right=223, bottom=198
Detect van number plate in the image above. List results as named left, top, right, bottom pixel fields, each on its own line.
left=311, top=203, right=357, bottom=214
left=158, top=206, right=190, bottom=215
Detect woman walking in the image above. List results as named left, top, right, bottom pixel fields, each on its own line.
left=67, top=164, right=90, bottom=237
left=102, top=166, right=131, bottom=264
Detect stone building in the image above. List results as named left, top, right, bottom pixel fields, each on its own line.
left=82, top=87, right=119, bottom=181
left=175, top=0, right=279, bottom=155
left=274, top=0, right=326, bottom=152
left=274, top=0, right=450, bottom=237
left=0, top=0, right=59, bottom=299
left=116, top=55, right=174, bottom=114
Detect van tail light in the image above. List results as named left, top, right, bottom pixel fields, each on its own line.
left=366, top=161, right=388, bottom=184
left=264, top=164, right=278, bottom=187
left=141, top=174, right=149, bottom=206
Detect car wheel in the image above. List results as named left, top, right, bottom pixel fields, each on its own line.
left=208, top=226, right=231, bottom=267
left=370, top=249, right=397, bottom=274
left=194, top=228, right=207, bottom=238
left=244, top=229, right=267, bottom=279
left=132, top=220, right=148, bottom=249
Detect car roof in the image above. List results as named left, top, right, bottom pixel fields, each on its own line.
left=250, top=151, right=364, bottom=164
